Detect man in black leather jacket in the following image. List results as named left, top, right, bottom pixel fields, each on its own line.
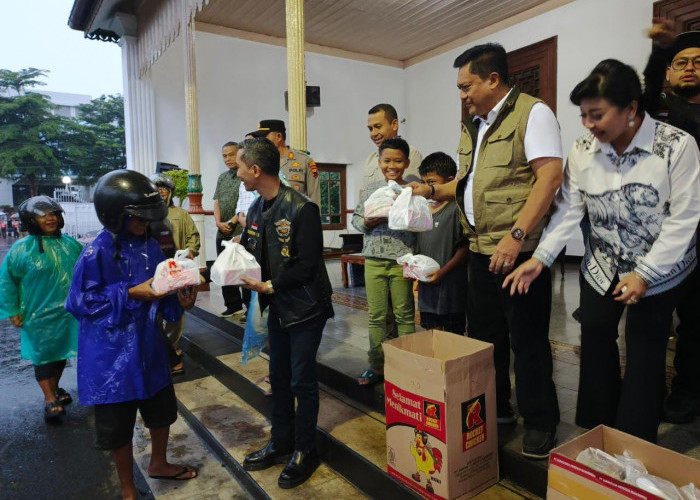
left=237, top=137, right=333, bottom=489
left=644, top=23, right=700, bottom=423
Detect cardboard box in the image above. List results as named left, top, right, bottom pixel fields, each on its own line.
left=548, top=425, right=700, bottom=499
left=383, top=330, right=498, bottom=500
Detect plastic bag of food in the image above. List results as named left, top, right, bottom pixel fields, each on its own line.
left=397, top=253, right=440, bottom=282
left=680, top=483, right=700, bottom=500
left=151, top=249, right=201, bottom=293
left=575, top=447, right=625, bottom=479
left=210, top=240, right=261, bottom=286
left=629, top=474, right=684, bottom=500
left=614, top=451, right=647, bottom=481
left=388, top=186, right=433, bottom=232
left=364, top=180, right=402, bottom=218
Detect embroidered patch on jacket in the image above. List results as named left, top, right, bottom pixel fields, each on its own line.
left=275, top=219, right=292, bottom=238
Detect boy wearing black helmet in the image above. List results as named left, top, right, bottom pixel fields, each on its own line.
left=0, top=196, right=82, bottom=421
left=66, top=170, right=199, bottom=498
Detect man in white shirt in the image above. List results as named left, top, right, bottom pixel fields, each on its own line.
left=411, top=43, right=563, bottom=459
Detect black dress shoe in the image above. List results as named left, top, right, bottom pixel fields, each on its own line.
left=242, top=441, right=293, bottom=471
left=278, top=449, right=320, bottom=489
left=521, top=429, right=557, bottom=459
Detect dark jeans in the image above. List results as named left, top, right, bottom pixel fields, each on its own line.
left=467, top=252, right=559, bottom=432
left=268, top=309, right=326, bottom=451
left=576, top=276, right=681, bottom=443
left=671, top=265, right=700, bottom=398
left=216, top=237, right=243, bottom=310
left=420, top=312, right=466, bottom=335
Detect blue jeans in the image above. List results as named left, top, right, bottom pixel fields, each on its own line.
left=268, top=309, right=327, bottom=451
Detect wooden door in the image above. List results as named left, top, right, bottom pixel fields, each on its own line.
left=654, top=0, right=700, bottom=31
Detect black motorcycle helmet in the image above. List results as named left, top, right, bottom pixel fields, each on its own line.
left=94, top=170, right=168, bottom=234
left=149, top=173, right=175, bottom=207
left=19, top=196, right=65, bottom=236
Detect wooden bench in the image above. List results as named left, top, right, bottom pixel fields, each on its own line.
left=340, top=253, right=365, bottom=288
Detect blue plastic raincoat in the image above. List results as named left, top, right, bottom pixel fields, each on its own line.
left=0, top=235, right=82, bottom=365
left=65, top=230, right=182, bottom=406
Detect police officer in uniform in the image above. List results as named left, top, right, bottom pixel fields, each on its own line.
left=257, top=119, right=321, bottom=206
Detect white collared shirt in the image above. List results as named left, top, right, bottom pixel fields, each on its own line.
left=462, top=89, right=562, bottom=225
left=534, top=114, right=700, bottom=296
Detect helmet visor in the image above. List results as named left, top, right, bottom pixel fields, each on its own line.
left=124, top=202, right=168, bottom=222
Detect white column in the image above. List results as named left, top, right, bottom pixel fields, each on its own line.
left=119, top=35, right=157, bottom=175
left=183, top=17, right=206, bottom=269
left=286, top=0, right=307, bottom=150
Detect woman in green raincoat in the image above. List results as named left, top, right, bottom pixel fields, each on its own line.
left=0, top=196, right=82, bottom=420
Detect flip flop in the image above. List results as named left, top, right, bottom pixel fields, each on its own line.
left=149, top=465, right=197, bottom=481
left=55, top=388, right=72, bottom=406
left=44, top=401, right=66, bottom=421
left=358, top=369, right=383, bottom=386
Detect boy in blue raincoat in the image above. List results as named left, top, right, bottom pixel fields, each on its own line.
left=0, top=196, right=82, bottom=420
left=66, top=170, right=199, bottom=499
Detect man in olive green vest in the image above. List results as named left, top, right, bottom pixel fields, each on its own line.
left=411, top=43, right=563, bottom=459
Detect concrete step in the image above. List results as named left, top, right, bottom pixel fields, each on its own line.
left=181, top=308, right=560, bottom=499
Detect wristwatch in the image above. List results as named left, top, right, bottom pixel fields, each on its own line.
left=510, top=227, right=526, bottom=241
left=265, top=280, right=274, bottom=294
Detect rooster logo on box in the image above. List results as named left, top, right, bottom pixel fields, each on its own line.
left=410, top=427, right=443, bottom=494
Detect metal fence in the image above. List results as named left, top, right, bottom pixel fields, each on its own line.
left=60, top=202, right=102, bottom=239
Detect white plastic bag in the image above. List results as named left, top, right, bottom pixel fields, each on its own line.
left=681, top=483, right=700, bottom=500
left=211, top=240, right=261, bottom=286
left=575, top=447, right=625, bottom=479
left=151, top=249, right=201, bottom=293
left=388, top=186, right=433, bottom=232
left=397, top=253, right=440, bottom=282
left=364, top=180, right=402, bottom=218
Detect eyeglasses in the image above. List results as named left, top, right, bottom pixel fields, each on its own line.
left=670, top=56, right=700, bottom=71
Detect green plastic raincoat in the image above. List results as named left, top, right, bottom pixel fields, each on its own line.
left=0, top=235, right=82, bottom=364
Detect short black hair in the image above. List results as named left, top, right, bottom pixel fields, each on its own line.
left=418, top=152, right=457, bottom=179
left=368, top=103, right=398, bottom=122
left=222, top=141, right=238, bottom=149
left=240, top=138, right=280, bottom=177
left=570, top=59, right=644, bottom=115
left=378, top=137, right=410, bottom=159
left=453, top=43, right=509, bottom=83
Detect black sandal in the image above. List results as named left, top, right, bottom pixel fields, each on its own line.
left=55, top=388, right=72, bottom=406
left=44, top=401, right=66, bottom=421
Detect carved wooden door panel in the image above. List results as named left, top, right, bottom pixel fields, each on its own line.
left=653, top=0, right=700, bottom=94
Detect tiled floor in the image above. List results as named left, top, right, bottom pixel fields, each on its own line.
left=194, top=258, right=700, bottom=457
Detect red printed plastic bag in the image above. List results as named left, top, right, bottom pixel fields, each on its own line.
left=151, top=249, right=201, bottom=293
left=388, top=187, right=433, bottom=232
left=211, top=240, right=261, bottom=286
left=397, top=253, right=440, bottom=282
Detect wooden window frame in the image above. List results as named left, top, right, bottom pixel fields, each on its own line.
left=316, top=162, right=347, bottom=231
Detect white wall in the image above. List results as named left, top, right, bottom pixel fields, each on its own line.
left=150, top=32, right=406, bottom=259
left=149, top=0, right=658, bottom=259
